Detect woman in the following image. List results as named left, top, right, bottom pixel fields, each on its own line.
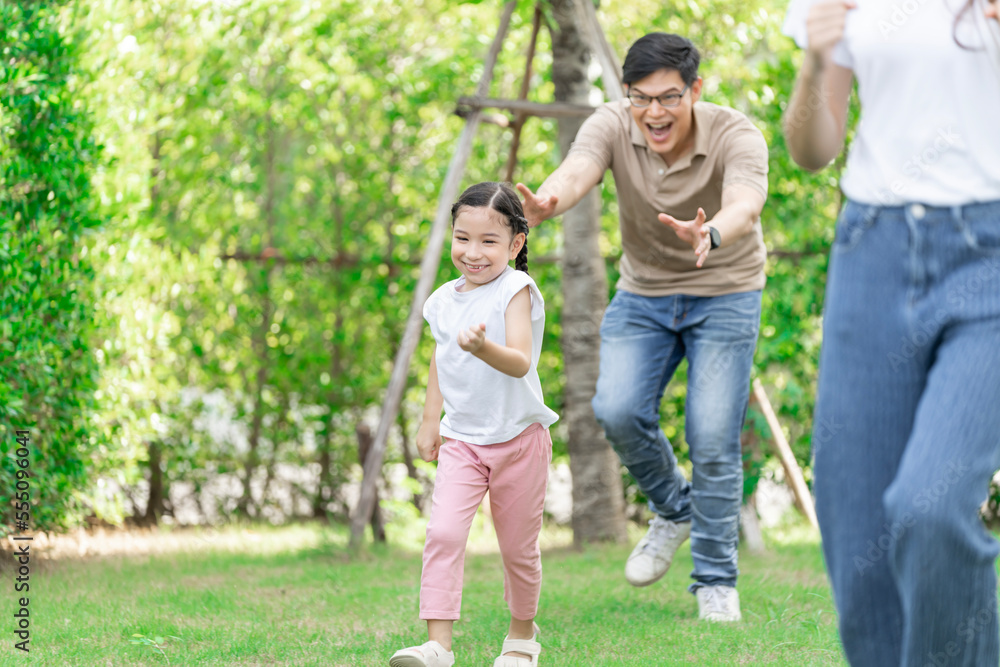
left=783, top=1, right=1000, bottom=665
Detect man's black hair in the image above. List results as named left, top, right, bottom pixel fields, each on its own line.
left=622, top=33, right=700, bottom=86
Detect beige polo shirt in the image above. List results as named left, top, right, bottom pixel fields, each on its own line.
left=567, top=100, right=768, bottom=297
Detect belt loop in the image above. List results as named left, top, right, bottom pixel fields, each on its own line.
left=951, top=204, right=964, bottom=229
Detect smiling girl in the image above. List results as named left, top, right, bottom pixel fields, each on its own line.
left=389, top=182, right=558, bottom=667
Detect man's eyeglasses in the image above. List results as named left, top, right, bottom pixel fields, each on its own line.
left=627, top=85, right=690, bottom=109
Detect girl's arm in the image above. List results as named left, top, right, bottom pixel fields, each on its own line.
left=456, top=286, right=532, bottom=378
left=416, top=349, right=444, bottom=462
left=784, top=0, right=856, bottom=171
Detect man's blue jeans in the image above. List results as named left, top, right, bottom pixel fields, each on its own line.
left=592, top=289, right=762, bottom=590
left=814, top=199, right=1000, bottom=667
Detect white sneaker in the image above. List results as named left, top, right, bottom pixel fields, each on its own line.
left=696, top=585, right=742, bottom=622
left=389, top=640, right=455, bottom=667
left=624, top=516, right=691, bottom=587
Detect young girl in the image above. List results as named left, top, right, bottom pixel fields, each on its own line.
left=390, top=182, right=558, bottom=667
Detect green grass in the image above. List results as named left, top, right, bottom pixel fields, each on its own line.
left=0, top=519, right=845, bottom=666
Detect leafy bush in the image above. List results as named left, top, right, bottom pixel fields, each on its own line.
left=0, top=2, right=105, bottom=534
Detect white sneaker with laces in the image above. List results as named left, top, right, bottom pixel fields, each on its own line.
left=624, top=516, right=691, bottom=587
left=389, top=640, right=455, bottom=667
left=696, top=585, right=742, bottom=622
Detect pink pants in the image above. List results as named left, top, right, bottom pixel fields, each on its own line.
left=419, top=423, right=552, bottom=621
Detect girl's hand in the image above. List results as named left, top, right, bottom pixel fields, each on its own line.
left=416, top=420, right=442, bottom=462
left=516, top=183, right=558, bottom=228
left=987, top=0, right=999, bottom=23
left=457, top=323, right=487, bottom=353
left=659, top=207, right=712, bottom=268
left=806, top=0, right=857, bottom=66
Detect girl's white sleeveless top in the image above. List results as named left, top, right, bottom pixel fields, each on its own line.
left=423, top=267, right=558, bottom=445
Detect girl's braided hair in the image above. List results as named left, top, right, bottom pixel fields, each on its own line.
left=450, top=182, right=530, bottom=273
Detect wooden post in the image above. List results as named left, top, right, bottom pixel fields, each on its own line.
left=356, top=423, right=385, bottom=543
left=751, top=378, right=819, bottom=529
left=503, top=4, right=543, bottom=183
left=572, top=0, right=622, bottom=101
left=349, top=1, right=519, bottom=549
left=456, top=97, right=595, bottom=118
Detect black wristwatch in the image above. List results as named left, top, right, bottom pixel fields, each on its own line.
left=707, top=226, right=721, bottom=250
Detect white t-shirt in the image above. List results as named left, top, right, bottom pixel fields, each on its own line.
left=423, top=267, right=558, bottom=445
left=784, top=0, right=1000, bottom=206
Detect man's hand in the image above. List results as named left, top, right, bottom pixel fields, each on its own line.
left=659, top=207, right=712, bottom=268
left=516, top=183, right=559, bottom=228
left=457, top=323, right=487, bottom=353
left=416, top=419, right=442, bottom=462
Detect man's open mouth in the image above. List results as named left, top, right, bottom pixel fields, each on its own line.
left=647, top=121, right=673, bottom=142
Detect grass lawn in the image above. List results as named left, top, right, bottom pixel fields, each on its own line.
left=0, top=518, right=846, bottom=666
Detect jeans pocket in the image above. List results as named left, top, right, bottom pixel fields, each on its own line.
left=957, top=210, right=1000, bottom=254
left=833, top=201, right=879, bottom=252
left=716, top=290, right=762, bottom=318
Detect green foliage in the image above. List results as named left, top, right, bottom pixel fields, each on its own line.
left=3, top=0, right=852, bottom=530
left=0, top=1, right=105, bottom=533
left=71, top=0, right=572, bottom=524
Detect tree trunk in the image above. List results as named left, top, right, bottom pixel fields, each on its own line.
left=397, top=408, right=423, bottom=511
left=314, top=446, right=333, bottom=520
left=317, top=187, right=347, bottom=520
left=384, top=187, right=423, bottom=511
left=143, top=441, right=164, bottom=526
left=548, top=0, right=626, bottom=545
left=258, top=395, right=289, bottom=518
left=238, top=113, right=279, bottom=518
left=356, top=423, right=386, bottom=543
left=238, top=282, right=271, bottom=518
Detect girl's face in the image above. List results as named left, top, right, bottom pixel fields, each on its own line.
left=451, top=206, right=524, bottom=292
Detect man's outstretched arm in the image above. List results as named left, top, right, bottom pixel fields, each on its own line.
left=516, top=153, right=605, bottom=227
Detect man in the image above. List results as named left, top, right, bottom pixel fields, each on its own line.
left=517, top=32, right=767, bottom=622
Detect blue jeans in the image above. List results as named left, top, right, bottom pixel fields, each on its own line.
left=814, top=199, right=1000, bottom=667
left=592, top=289, right=762, bottom=590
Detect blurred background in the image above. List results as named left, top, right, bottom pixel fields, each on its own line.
left=1, top=0, right=857, bottom=544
